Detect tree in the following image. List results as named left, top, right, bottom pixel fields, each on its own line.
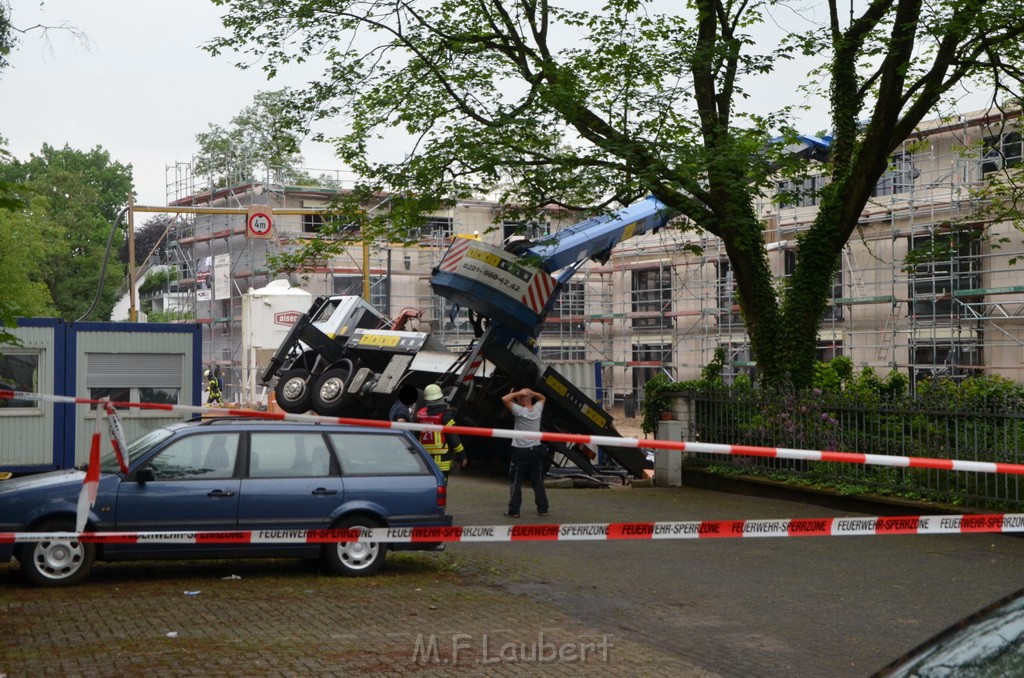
left=0, top=1, right=16, bottom=72
left=0, top=191, right=58, bottom=318
left=193, top=88, right=306, bottom=186
left=0, top=0, right=88, bottom=72
left=208, top=1, right=1024, bottom=387
left=0, top=3, right=91, bottom=343
left=120, top=213, right=179, bottom=266
left=0, top=138, right=30, bottom=345
left=0, top=144, right=134, bottom=321
left=1, top=4, right=27, bottom=343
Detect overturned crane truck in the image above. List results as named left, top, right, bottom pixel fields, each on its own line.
left=261, top=196, right=673, bottom=477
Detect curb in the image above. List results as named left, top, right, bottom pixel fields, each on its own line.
left=679, top=467, right=968, bottom=518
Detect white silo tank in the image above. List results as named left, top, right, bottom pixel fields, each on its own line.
left=241, top=279, right=314, bottom=405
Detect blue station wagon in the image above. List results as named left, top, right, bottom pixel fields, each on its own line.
left=0, top=418, right=453, bottom=586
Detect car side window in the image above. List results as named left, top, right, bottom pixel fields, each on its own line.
left=329, top=432, right=428, bottom=476
left=147, top=433, right=239, bottom=480
left=249, top=432, right=333, bottom=478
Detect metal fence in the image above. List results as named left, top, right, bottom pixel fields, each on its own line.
left=670, top=388, right=1024, bottom=511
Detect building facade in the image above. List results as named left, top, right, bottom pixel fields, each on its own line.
left=152, top=107, right=1022, bottom=404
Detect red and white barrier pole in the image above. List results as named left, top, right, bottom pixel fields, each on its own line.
left=2, top=389, right=1023, bottom=476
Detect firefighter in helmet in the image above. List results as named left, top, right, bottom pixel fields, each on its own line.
left=415, top=384, right=466, bottom=478
left=205, top=368, right=224, bottom=406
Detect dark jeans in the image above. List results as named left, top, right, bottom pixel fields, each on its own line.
left=508, top=445, right=549, bottom=514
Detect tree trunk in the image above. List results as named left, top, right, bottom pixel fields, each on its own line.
left=717, top=209, right=784, bottom=385
left=778, top=209, right=843, bottom=389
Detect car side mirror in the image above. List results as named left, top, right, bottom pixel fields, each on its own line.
left=135, top=467, right=155, bottom=484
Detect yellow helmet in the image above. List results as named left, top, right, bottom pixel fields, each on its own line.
left=423, top=384, right=444, bottom=402
left=204, top=369, right=211, bottom=378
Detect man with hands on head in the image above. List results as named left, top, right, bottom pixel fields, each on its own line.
left=501, top=386, right=550, bottom=518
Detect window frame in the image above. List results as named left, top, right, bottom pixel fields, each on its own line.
left=631, top=343, right=672, bottom=392
left=302, top=212, right=325, bottom=234
left=631, top=266, right=672, bottom=329
left=333, top=274, right=390, bottom=312
left=873, top=151, right=918, bottom=197
left=539, top=343, right=587, bottom=361
left=777, top=174, right=828, bottom=208
left=502, top=220, right=548, bottom=242
left=145, top=432, right=241, bottom=481
left=719, top=342, right=757, bottom=385
left=910, top=337, right=984, bottom=389
left=907, top=230, right=981, bottom=319
left=247, top=431, right=335, bottom=479
left=816, top=340, right=844, bottom=362
left=0, top=350, right=42, bottom=412
left=548, top=280, right=586, bottom=334
left=981, top=130, right=1023, bottom=174
left=410, top=216, right=454, bottom=240
left=86, top=352, right=183, bottom=413
left=329, top=431, right=431, bottom=476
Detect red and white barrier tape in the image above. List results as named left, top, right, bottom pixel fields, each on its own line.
left=2, top=513, right=1022, bottom=545
left=3, top=389, right=1023, bottom=476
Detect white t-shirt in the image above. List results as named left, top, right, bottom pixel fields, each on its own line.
left=510, top=401, right=543, bottom=448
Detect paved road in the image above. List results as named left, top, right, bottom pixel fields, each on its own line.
left=445, top=475, right=1024, bottom=677
left=3, top=475, right=1024, bottom=677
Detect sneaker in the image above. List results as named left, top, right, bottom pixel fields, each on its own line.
left=538, top=511, right=549, bottom=517
left=503, top=512, right=520, bottom=518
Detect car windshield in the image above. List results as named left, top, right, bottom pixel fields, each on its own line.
left=880, top=591, right=1024, bottom=677
left=99, top=427, right=175, bottom=473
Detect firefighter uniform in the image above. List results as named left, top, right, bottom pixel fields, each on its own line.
left=416, top=384, right=465, bottom=477
left=205, top=369, right=223, bottom=405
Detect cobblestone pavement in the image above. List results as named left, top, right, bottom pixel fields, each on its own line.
left=4, top=468, right=1024, bottom=677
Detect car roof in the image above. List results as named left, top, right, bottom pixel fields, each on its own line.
left=170, top=417, right=405, bottom=436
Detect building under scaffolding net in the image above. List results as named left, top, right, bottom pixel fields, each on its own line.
left=144, top=107, right=1022, bottom=405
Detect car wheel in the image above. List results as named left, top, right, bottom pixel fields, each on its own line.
left=311, top=367, right=351, bottom=416
left=324, top=516, right=387, bottom=576
left=275, top=368, right=313, bottom=413
left=18, top=518, right=95, bottom=587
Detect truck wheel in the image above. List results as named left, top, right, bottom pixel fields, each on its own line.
left=323, top=516, right=387, bottom=576
left=275, top=368, right=313, bottom=413
left=312, top=367, right=350, bottom=416
left=18, top=518, right=95, bottom=587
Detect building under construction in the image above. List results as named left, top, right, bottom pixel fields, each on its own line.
left=145, top=106, right=1023, bottom=405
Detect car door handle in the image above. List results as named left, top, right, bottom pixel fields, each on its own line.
left=312, top=488, right=338, bottom=496
left=208, top=490, right=236, bottom=498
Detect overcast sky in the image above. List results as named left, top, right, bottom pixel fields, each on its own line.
left=1, top=0, right=839, bottom=210
left=1, top=0, right=342, bottom=207
left=1, top=1, right=996, bottom=212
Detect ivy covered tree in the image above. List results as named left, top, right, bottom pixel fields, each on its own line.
left=207, top=0, right=1024, bottom=387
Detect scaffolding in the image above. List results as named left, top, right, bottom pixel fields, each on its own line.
left=150, top=108, right=1022, bottom=405
left=481, top=107, right=1024, bottom=404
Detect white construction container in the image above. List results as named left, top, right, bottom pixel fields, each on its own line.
left=240, top=280, right=314, bottom=405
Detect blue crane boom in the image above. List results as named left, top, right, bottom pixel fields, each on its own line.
left=526, top=195, right=672, bottom=272
left=430, top=196, right=673, bottom=337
